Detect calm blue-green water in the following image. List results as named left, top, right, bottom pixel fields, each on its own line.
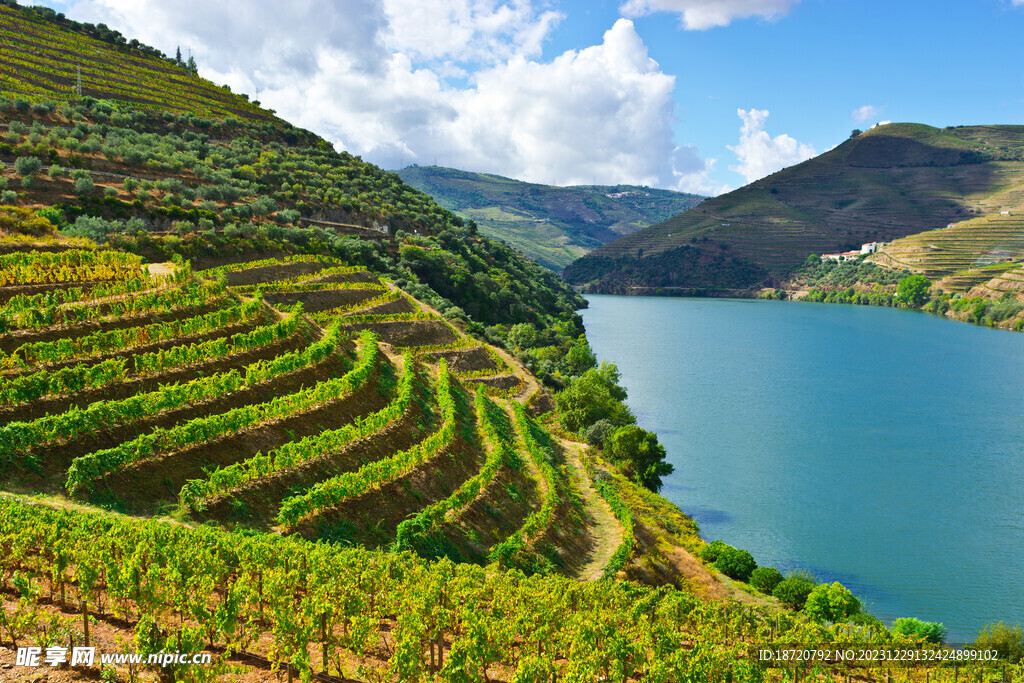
left=580, top=295, right=1024, bottom=643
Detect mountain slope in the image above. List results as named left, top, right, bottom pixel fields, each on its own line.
left=564, top=123, right=1024, bottom=293
left=397, top=164, right=703, bottom=270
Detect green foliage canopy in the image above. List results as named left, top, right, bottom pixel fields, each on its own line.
left=604, top=424, right=674, bottom=493
left=803, top=582, right=861, bottom=623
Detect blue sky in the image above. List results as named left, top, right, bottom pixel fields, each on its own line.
left=34, top=0, right=1024, bottom=195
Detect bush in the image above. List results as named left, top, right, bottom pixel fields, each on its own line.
left=47, top=165, right=66, bottom=179
left=699, top=540, right=730, bottom=563
left=104, top=186, right=118, bottom=197
left=804, top=582, right=861, bottom=623
left=891, top=617, right=946, bottom=644
left=896, top=274, right=931, bottom=307
left=713, top=547, right=756, bottom=582
left=1, top=190, right=17, bottom=204
left=773, top=574, right=816, bottom=610
left=750, top=567, right=783, bottom=594
left=583, top=419, right=616, bottom=447
left=74, top=176, right=95, bottom=196
left=14, top=155, right=42, bottom=176
left=603, top=424, right=674, bottom=492
left=973, top=622, right=1024, bottom=664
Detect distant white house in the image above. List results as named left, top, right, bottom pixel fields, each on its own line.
left=1000, top=211, right=1012, bottom=216
left=821, top=250, right=865, bottom=262
left=860, top=242, right=881, bottom=254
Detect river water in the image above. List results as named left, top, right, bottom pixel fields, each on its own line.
left=580, top=295, right=1024, bottom=643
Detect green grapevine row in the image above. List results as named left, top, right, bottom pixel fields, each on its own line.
left=592, top=469, right=637, bottom=579
left=0, top=495, right=947, bottom=682
left=0, top=296, right=258, bottom=369
left=0, top=277, right=217, bottom=332
left=276, top=360, right=457, bottom=528
left=488, top=404, right=561, bottom=571
left=179, top=348, right=415, bottom=510
left=132, top=306, right=303, bottom=376
left=392, top=388, right=517, bottom=553
left=65, top=330, right=378, bottom=494
left=0, top=324, right=347, bottom=464
left=0, top=302, right=298, bottom=406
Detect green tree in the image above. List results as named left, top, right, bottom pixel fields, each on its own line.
left=507, top=322, right=538, bottom=350
left=773, top=573, right=816, bottom=610
left=73, top=176, right=94, bottom=196
left=896, top=274, right=931, bottom=307
left=892, top=617, right=946, bottom=644
left=14, top=156, right=41, bottom=176
left=750, top=567, right=783, bottom=594
left=555, top=362, right=634, bottom=434
left=804, top=582, right=861, bottom=623
left=713, top=546, right=756, bottom=581
left=604, top=424, right=674, bottom=492
left=973, top=622, right=1024, bottom=663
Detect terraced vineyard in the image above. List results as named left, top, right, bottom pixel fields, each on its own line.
left=566, top=123, right=1024, bottom=293
left=871, top=213, right=1024, bottom=295
left=0, top=2, right=272, bottom=122
left=1, top=8, right=1019, bottom=679
left=0, top=248, right=699, bottom=679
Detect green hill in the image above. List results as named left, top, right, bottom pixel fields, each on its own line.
left=564, top=123, right=1024, bottom=293
left=396, top=164, right=703, bottom=270
left=0, top=5, right=1013, bottom=680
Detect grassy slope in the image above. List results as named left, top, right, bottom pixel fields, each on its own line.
left=565, top=123, right=1024, bottom=292
left=396, top=165, right=703, bottom=270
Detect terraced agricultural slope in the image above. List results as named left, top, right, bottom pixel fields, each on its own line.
left=0, top=2, right=272, bottom=122
left=0, top=251, right=722, bottom=679
left=565, top=123, right=1024, bottom=293
left=871, top=212, right=1024, bottom=294
left=397, top=165, right=704, bottom=270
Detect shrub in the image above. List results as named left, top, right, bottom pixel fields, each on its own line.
left=750, top=567, right=783, bottom=594
left=104, top=186, right=118, bottom=197
left=604, top=424, right=673, bottom=492
left=699, top=540, right=730, bottom=563
left=892, top=618, right=946, bottom=644
left=773, top=574, right=816, bottom=610
left=1, top=190, right=17, bottom=204
left=973, top=622, right=1024, bottom=663
left=47, top=165, right=66, bottom=179
left=14, top=155, right=42, bottom=176
left=74, top=176, right=95, bottom=196
left=583, top=419, right=616, bottom=447
left=804, top=582, right=861, bottom=623
left=713, top=547, right=756, bottom=582
left=896, top=274, right=931, bottom=307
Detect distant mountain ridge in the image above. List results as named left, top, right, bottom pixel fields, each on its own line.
left=396, top=165, right=704, bottom=270
left=564, top=123, right=1024, bottom=293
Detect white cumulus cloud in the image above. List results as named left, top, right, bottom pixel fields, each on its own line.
left=46, top=0, right=721, bottom=193
left=727, top=108, right=815, bottom=184
left=619, top=0, right=800, bottom=30
left=852, top=104, right=882, bottom=122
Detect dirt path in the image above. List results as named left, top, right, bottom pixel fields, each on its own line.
left=557, top=437, right=625, bottom=581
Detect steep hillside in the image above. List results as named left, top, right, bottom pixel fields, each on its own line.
left=0, top=6, right=1011, bottom=681
left=0, top=0, right=274, bottom=123
left=565, top=123, right=1024, bottom=293
left=397, top=164, right=703, bottom=270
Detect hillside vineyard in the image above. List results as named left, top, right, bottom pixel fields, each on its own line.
left=0, top=2, right=1020, bottom=680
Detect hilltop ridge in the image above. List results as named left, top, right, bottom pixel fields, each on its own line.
left=397, top=164, right=703, bottom=270
left=565, top=123, right=1024, bottom=293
